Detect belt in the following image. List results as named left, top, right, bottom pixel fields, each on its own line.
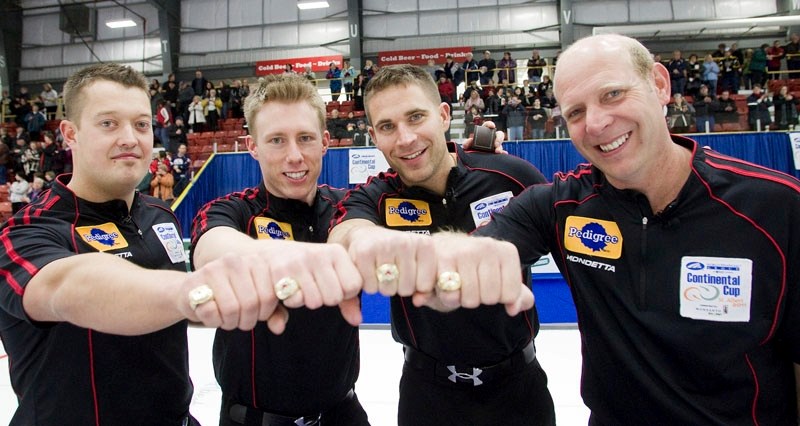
left=403, top=341, right=536, bottom=386
left=229, top=389, right=355, bottom=426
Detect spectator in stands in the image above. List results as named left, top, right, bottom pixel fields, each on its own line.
left=191, top=69, right=208, bottom=97
left=464, top=105, right=481, bottom=138
left=353, top=73, right=367, bottom=112
left=693, top=85, right=719, bottom=133
left=202, top=81, right=215, bottom=99
left=353, top=120, right=371, bottom=146
left=503, top=95, right=526, bottom=141
left=0, top=138, right=7, bottom=184
left=523, top=86, right=538, bottom=107
left=685, top=53, right=703, bottom=98
left=702, top=53, right=720, bottom=95
left=150, top=163, right=174, bottom=203
left=39, top=131, right=59, bottom=174
left=326, top=109, right=347, bottom=139
left=42, top=170, right=55, bottom=190
left=149, top=150, right=172, bottom=181
left=712, top=43, right=726, bottom=59
left=667, top=50, right=687, bottom=95
left=168, top=117, right=187, bottom=153
left=230, top=79, right=244, bottom=118
left=204, top=89, right=222, bottom=131
left=484, top=88, right=502, bottom=115
left=749, top=44, right=769, bottom=89
left=163, top=80, right=179, bottom=116
left=730, top=42, right=744, bottom=67
left=25, top=175, right=45, bottom=204
left=14, top=126, right=29, bottom=145
left=171, top=143, right=191, bottom=197
left=526, top=49, right=547, bottom=84
left=478, top=50, right=496, bottom=85
left=437, top=75, right=455, bottom=117
left=150, top=79, right=161, bottom=94
left=443, top=55, right=463, bottom=88
left=537, top=75, right=553, bottom=97
left=785, top=33, right=800, bottom=79
left=9, top=171, right=29, bottom=213
left=362, top=59, right=377, bottom=81
left=343, top=60, right=356, bottom=101
left=497, top=51, right=517, bottom=86
left=326, top=62, right=343, bottom=101
left=0, top=126, right=13, bottom=149
left=303, top=65, right=317, bottom=86
left=667, top=93, right=695, bottom=133
left=715, top=90, right=738, bottom=123
left=40, top=83, right=58, bottom=118
left=464, top=88, right=485, bottom=114
left=10, top=137, right=26, bottom=175
left=22, top=140, right=41, bottom=180
left=540, top=88, right=558, bottom=109
left=766, top=40, right=785, bottom=80
left=13, top=97, right=31, bottom=127
left=187, top=95, right=206, bottom=133
left=719, top=49, right=741, bottom=94
left=527, top=98, right=547, bottom=140
left=24, top=104, right=46, bottom=142
left=747, top=84, right=773, bottom=130
left=773, top=85, right=799, bottom=130
left=461, top=80, right=480, bottom=105
left=462, top=52, right=480, bottom=86
left=1, top=90, right=12, bottom=118
left=218, top=81, right=231, bottom=120
left=741, top=48, right=754, bottom=90
left=155, top=100, right=172, bottom=152
left=177, top=81, right=195, bottom=121
left=284, top=64, right=296, bottom=74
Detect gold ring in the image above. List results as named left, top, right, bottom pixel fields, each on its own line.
left=188, top=284, right=215, bottom=310
left=274, top=277, right=300, bottom=301
left=437, top=271, right=462, bottom=292
left=376, top=263, right=400, bottom=285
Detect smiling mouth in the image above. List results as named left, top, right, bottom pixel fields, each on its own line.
left=400, top=148, right=425, bottom=160
left=285, top=171, right=307, bottom=180
left=599, top=133, right=630, bottom=153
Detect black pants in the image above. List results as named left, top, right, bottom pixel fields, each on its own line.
left=219, top=392, right=370, bottom=426
left=397, top=358, right=556, bottom=426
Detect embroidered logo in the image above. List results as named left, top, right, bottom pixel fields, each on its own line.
left=76, top=223, right=129, bottom=252
left=254, top=217, right=294, bottom=240
left=564, top=216, right=622, bottom=259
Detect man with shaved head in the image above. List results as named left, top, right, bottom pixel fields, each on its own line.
left=465, top=34, right=800, bottom=424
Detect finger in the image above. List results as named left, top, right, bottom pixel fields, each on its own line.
left=311, top=257, right=344, bottom=307
left=350, top=244, right=380, bottom=294
left=225, top=258, right=260, bottom=330
left=248, top=255, right=280, bottom=321
left=203, top=266, right=241, bottom=330
left=412, top=291, right=435, bottom=308
left=266, top=305, right=290, bottom=335
left=376, top=259, right=400, bottom=297
left=338, top=297, right=363, bottom=326
left=498, top=242, right=523, bottom=304
left=193, top=300, right=222, bottom=328
left=482, top=120, right=497, bottom=129
left=414, top=237, right=437, bottom=295
left=505, top=285, right=535, bottom=316
left=456, top=263, right=480, bottom=309
left=332, top=246, right=364, bottom=299
left=478, top=257, right=501, bottom=306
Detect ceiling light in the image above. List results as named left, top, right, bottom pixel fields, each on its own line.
left=106, top=19, right=137, bottom=29
left=297, top=1, right=329, bottom=10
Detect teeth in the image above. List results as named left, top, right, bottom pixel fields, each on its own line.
left=402, top=150, right=424, bottom=160
left=599, top=133, right=629, bottom=153
left=285, top=171, right=306, bottom=179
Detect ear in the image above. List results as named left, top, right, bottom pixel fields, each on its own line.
left=246, top=135, right=258, bottom=160
left=367, top=125, right=377, bottom=145
left=321, top=130, right=330, bottom=154
left=651, top=62, right=672, bottom=106
left=439, top=102, right=451, bottom=133
left=60, top=119, right=79, bottom=150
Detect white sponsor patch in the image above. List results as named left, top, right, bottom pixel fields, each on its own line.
left=152, top=223, right=187, bottom=264
left=470, top=191, right=514, bottom=228
left=679, top=256, right=752, bottom=322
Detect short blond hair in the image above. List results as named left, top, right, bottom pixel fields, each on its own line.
left=243, top=73, right=326, bottom=137
left=62, top=63, right=148, bottom=123
left=364, top=64, right=441, bottom=124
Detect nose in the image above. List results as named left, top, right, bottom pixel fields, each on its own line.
left=118, top=123, right=141, bottom=148
left=395, top=122, right=416, bottom=146
left=584, top=106, right=612, bottom=136
left=285, top=140, right=304, bottom=163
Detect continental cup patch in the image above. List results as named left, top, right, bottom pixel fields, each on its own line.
left=470, top=191, right=514, bottom=228
left=152, top=223, right=187, bottom=264
left=76, top=223, right=129, bottom=252
left=564, top=216, right=622, bottom=259
left=679, top=256, right=752, bottom=322
left=385, top=199, right=432, bottom=227
left=254, top=217, right=294, bottom=240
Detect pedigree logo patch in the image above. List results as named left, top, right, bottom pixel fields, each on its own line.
left=254, top=217, right=294, bottom=240
left=563, top=216, right=622, bottom=259
left=385, top=199, right=432, bottom=227
left=76, top=223, right=129, bottom=252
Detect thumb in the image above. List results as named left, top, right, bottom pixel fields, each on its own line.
left=266, top=306, right=290, bottom=335
left=504, top=285, right=535, bottom=316
left=338, top=297, right=363, bottom=327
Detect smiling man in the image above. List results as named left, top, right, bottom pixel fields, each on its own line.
left=327, top=64, right=553, bottom=426
left=0, top=64, right=356, bottom=426
left=471, top=34, right=800, bottom=424
left=190, top=73, right=369, bottom=426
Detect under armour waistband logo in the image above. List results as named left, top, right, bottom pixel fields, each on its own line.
left=447, top=365, right=484, bottom=386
